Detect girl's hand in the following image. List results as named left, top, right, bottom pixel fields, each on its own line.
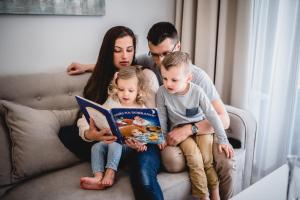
left=158, top=141, right=167, bottom=150
left=125, top=138, right=147, bottom=152
left=85, top=118, right=117, bottom=143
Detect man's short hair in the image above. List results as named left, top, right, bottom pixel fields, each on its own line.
left=147, top=22, right=179, bottom=45
left=162, top=51, right=191, bottom=75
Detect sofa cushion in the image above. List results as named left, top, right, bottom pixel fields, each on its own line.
left=1, top=162, right=191, bottom=200
left=0, top=100, right=80, bottom=182
left=0, top=114, right=12, bottom=186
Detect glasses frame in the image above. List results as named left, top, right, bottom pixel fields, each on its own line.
left=148, top=42, right=177, bottom=58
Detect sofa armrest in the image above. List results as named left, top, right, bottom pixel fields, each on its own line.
left=226, top=105, right=257, bottom=188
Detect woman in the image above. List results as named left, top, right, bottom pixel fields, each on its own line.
left=59, top=26, right=163, bottom=200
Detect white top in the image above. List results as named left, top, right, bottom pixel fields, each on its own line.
left=77, top=68, right=157, bottom=142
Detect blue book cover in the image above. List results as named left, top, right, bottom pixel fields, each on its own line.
left=75, top=96, right=164, bottom=145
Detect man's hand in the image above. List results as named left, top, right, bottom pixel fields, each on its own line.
left=67, top=62, right=87, bottom=75
left=125, top=138, right=147, bottom=152
left=67, top=63, right=95, bottom=75
left=85, top=118, right=117, bottom=143
left=166, top=124, right=192, bottom=146
left=218, top=143, right=234, bottom=159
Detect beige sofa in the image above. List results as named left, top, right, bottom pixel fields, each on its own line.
left=0, top=72, right=256, bottom=200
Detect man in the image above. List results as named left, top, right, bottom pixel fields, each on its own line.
left=68, top=22, right=235, bottom=200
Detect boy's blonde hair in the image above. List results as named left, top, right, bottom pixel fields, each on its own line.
left=108, top=65, right=148, bottom=105
left=161, top=51, right=191, bottom=75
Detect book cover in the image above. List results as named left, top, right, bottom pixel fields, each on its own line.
left=75, top=96, right=164, bottom=145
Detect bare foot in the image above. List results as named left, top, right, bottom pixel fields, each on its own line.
left=101, top=169, right=116, bottom=187
left=210, top=187, right=220, bottom=200
left=80, top=177, right=105, bottom=190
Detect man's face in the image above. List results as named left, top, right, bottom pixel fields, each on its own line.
left=160, top=64, right=191, bottom=95
left=148, top=38, right=180, bottom=66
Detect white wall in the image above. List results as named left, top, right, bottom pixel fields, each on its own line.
left=0, top=0, right=175, bottom=75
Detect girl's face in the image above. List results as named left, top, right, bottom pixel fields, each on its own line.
left=116, top=77, right=139, bottom=107
left=114, top=36, right=135, bottom=70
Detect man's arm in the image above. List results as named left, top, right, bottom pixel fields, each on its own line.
left=195, top=99, right=230, bottom=134
left=67, top=62, right=95, bottom=75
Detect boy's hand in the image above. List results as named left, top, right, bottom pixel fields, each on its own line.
left=218, top=143, right=234, bottom=159
left=158, top=141, right=167, bottom=150
left=167, top=124, right=192, bottom=146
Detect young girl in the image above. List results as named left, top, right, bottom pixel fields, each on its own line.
left=78, top=66, right=149, bottom=190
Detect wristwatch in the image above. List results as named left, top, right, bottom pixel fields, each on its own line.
left=191, top=123, right=198, bottom=135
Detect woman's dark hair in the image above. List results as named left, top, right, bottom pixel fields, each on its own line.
left=147, top=22, right=178, bottom=45
left=83, top=26, right=137, bottom=105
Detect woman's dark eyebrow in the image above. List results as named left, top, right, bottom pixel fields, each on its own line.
left=114, top=45, right=134, bottom=49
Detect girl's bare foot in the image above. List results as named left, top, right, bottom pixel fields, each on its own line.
left=101, top=168, right=116, bottom=187
left=80, top=172, right=105, bottom=190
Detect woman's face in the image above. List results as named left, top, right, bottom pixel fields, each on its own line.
left=113, top=35, right=135, bottom=70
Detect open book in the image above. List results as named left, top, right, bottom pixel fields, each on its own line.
left=75, top=96, right=165, bottom=145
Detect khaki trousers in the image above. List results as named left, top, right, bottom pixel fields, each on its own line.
left=179, top=134, right=218, bottom=198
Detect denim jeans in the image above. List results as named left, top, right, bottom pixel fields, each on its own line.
left=129, top=144, right=164, bottom=200
left=91, top=141, right=131, bottom=173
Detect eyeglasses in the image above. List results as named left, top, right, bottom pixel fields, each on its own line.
left=148, top=43, right=177, bottom=58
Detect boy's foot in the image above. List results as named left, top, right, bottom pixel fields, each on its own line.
left=80, top=177, right=105, bottom=190
left=210, top=187, right=220, bottom=200
left=101, top=169, right=116, bottom=187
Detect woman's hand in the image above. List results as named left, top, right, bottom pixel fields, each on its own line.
left=125, top=138, right=147, bottom=152
left=85, top=118, right=117, bottom=143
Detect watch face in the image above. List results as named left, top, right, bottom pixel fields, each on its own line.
left=192, top=124, right=198, bottom=134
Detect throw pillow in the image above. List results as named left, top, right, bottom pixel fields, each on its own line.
left=0, top=100, right=80, bottom=182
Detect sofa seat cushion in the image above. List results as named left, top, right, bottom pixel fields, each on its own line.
left=0, top=100, right=80, bottom=183
left=2, top=162, right=191, bottom=200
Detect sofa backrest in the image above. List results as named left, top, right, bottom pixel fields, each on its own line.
left=0, top=72, right=90, bottom=186
left=0, top=72, right=90, bottom=110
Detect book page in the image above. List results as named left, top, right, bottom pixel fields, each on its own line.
left=111, top=108, right=164, bottom=144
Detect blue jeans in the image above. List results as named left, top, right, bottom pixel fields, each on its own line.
left=91, top=142, right=130, bottom=173
left=129, top=144, right=164, bottom=200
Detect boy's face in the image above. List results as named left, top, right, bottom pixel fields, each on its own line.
left=117, top=77, right=139, bottom=106
left=160, top=64, right=191, bottom=95
left=148, top=38, right=180, bottom=66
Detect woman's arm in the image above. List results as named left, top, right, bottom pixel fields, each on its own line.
left=142, top=68, right=159, bottom=108
left=78, top=116, right=117, bottom=143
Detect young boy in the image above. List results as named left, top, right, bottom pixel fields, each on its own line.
left=156, top=51, right=232, bottom=200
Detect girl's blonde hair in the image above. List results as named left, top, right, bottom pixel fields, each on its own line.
left=108, top=65, right=149, bottom=105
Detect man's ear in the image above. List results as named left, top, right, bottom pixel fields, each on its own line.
left=175, top=41, right=181, bottom=51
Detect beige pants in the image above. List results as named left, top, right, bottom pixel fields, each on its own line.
left=212, top=136, right=235, bottom=200
left=179, top=134, right=218, bottom=198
